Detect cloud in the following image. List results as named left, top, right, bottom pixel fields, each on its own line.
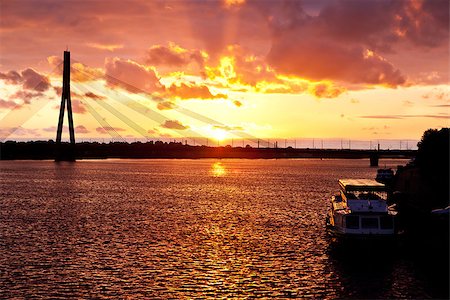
left=86, top=43, right=123, bottom=51
left=213, top=124, right=243, bottom=131
left=161, top=120, right=189, bottom=130
left=0, top=68, right=51, bottom=91
left=9, top=90, right=43, bottom=104
left=206, top=45, right=278, bottom=87
left=71, top=100, right=87, bottom=114
left=145, top=43, right=206, bottom=68
left=310, top=83, right=345, bottom=99
left=21, top=68, right=51, bottom=91
left=0, top=99, right=19, bottom=109
left=42, top=126, right=58, bottom=132
left=360, top=114, right=450, bottom=120
left=167, top=82, right=227, bottom=99
left=257, top=0, right=450, bottom=87
left=233, top=100, right=242, bottom=107
left=147, top=128, right=159, bottom=135
left=268, top=35, right=405, bottom=86
left=360, top=115, right=403, bottom=119
left=204, top=44, right=346, bottom=98
left=104, top=57, right=164, bottom=94
left=422, top=88, right=449, bottom=101
left=84, top=92, right=105, bottom=100
left=309, top=0, right=448, bottom=50
left=157, top=101, right=176, bottom=110
left=402, top=100, right=414, bottom=107
left=96, top=127, right=125, bottom=134
left=0, top=70, right=22, bottom=84
left=47, top=55, right=104, bottom=82
left=0, top=127, right=41, bottom=137
left=76, top=125, right=90, bottom=133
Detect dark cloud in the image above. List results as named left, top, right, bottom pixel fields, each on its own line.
left=0, top=68, right=51, bottom=91
left=0, top=70, right=22, bottom=84
left=316, top=0, right=448, bottom=50
left=260, top=0, right=448, bottom=87
left=21, top=68, right=51, bottom=91
left=268, top=33, right=405, bottom=86
left=145, top=44, right=205, bottom=68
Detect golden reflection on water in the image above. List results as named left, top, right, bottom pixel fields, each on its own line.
left=211, top=162, right=226, bottom=177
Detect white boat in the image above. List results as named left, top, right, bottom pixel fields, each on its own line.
left=326, top=179, right=397, bottom=239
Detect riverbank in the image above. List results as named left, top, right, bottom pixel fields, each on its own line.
left=0, top=140, right=416, bottom=160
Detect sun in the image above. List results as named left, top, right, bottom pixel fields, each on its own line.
left=211, top=128, right=228, bottom=141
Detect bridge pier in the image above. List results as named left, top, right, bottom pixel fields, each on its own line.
left=55, top=51, right=76, bottom=161
left=370, top=152, right=379, bottom=167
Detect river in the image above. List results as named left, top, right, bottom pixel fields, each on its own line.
left=0, top=159, right=447, bottom=298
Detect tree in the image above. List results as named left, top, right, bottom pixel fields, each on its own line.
left=415, top=128, right=449, bottom=208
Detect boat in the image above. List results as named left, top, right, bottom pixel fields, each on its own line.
left=326, top=179, right=397, bottom=239
left=375, top=168, right=394, bottom=184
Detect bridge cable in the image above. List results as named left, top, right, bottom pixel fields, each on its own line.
left=72, top=59, right=271, bottom=147
left=71, top=65, right=204, bottom=140
left=74, top=88, right=126, bottom=142
left=73, top=84, right=153, bottom=141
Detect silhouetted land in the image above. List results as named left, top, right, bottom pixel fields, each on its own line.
left=0, top=140, right=416, bottom=160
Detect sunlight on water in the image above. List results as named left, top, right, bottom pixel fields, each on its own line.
left=211, top=161, right=226, bottom=177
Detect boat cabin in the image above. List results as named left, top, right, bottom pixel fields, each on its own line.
left=328, top=179, right=396, bottom=236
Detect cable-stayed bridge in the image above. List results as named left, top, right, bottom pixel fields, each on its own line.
left=0, top=51, right=416, bottom=162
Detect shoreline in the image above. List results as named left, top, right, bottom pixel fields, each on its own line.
left=0, top=141, right=416, bottom=161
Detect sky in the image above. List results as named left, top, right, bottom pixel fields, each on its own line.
left=0, top=0, right=448, bottom=145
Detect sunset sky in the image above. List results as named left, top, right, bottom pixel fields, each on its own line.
left=0, top=0, right=448, bottom=144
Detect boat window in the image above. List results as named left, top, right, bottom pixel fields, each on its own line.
left=345, top=216, right=359, bottom=229
left=346, top=192, right=357, bottom=199
left=358, top=192, right=382, bottom=200
left=361, top=217, right=379, bottom=229
left=380, top=216, right=393, bottom=229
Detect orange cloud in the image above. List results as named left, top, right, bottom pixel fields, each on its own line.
left=86, top=43, right=123, bottom=51
left=167, top=82, right=227, bottom=99
left=157, top=101, right=176, bottom=110
left=47, top=56, right=103, bottom=82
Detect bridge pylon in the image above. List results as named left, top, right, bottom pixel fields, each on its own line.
left=55, top=51, right=76, bottom=161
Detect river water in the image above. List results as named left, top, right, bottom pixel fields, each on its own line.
left=0, top=159, right=447, bottom=299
